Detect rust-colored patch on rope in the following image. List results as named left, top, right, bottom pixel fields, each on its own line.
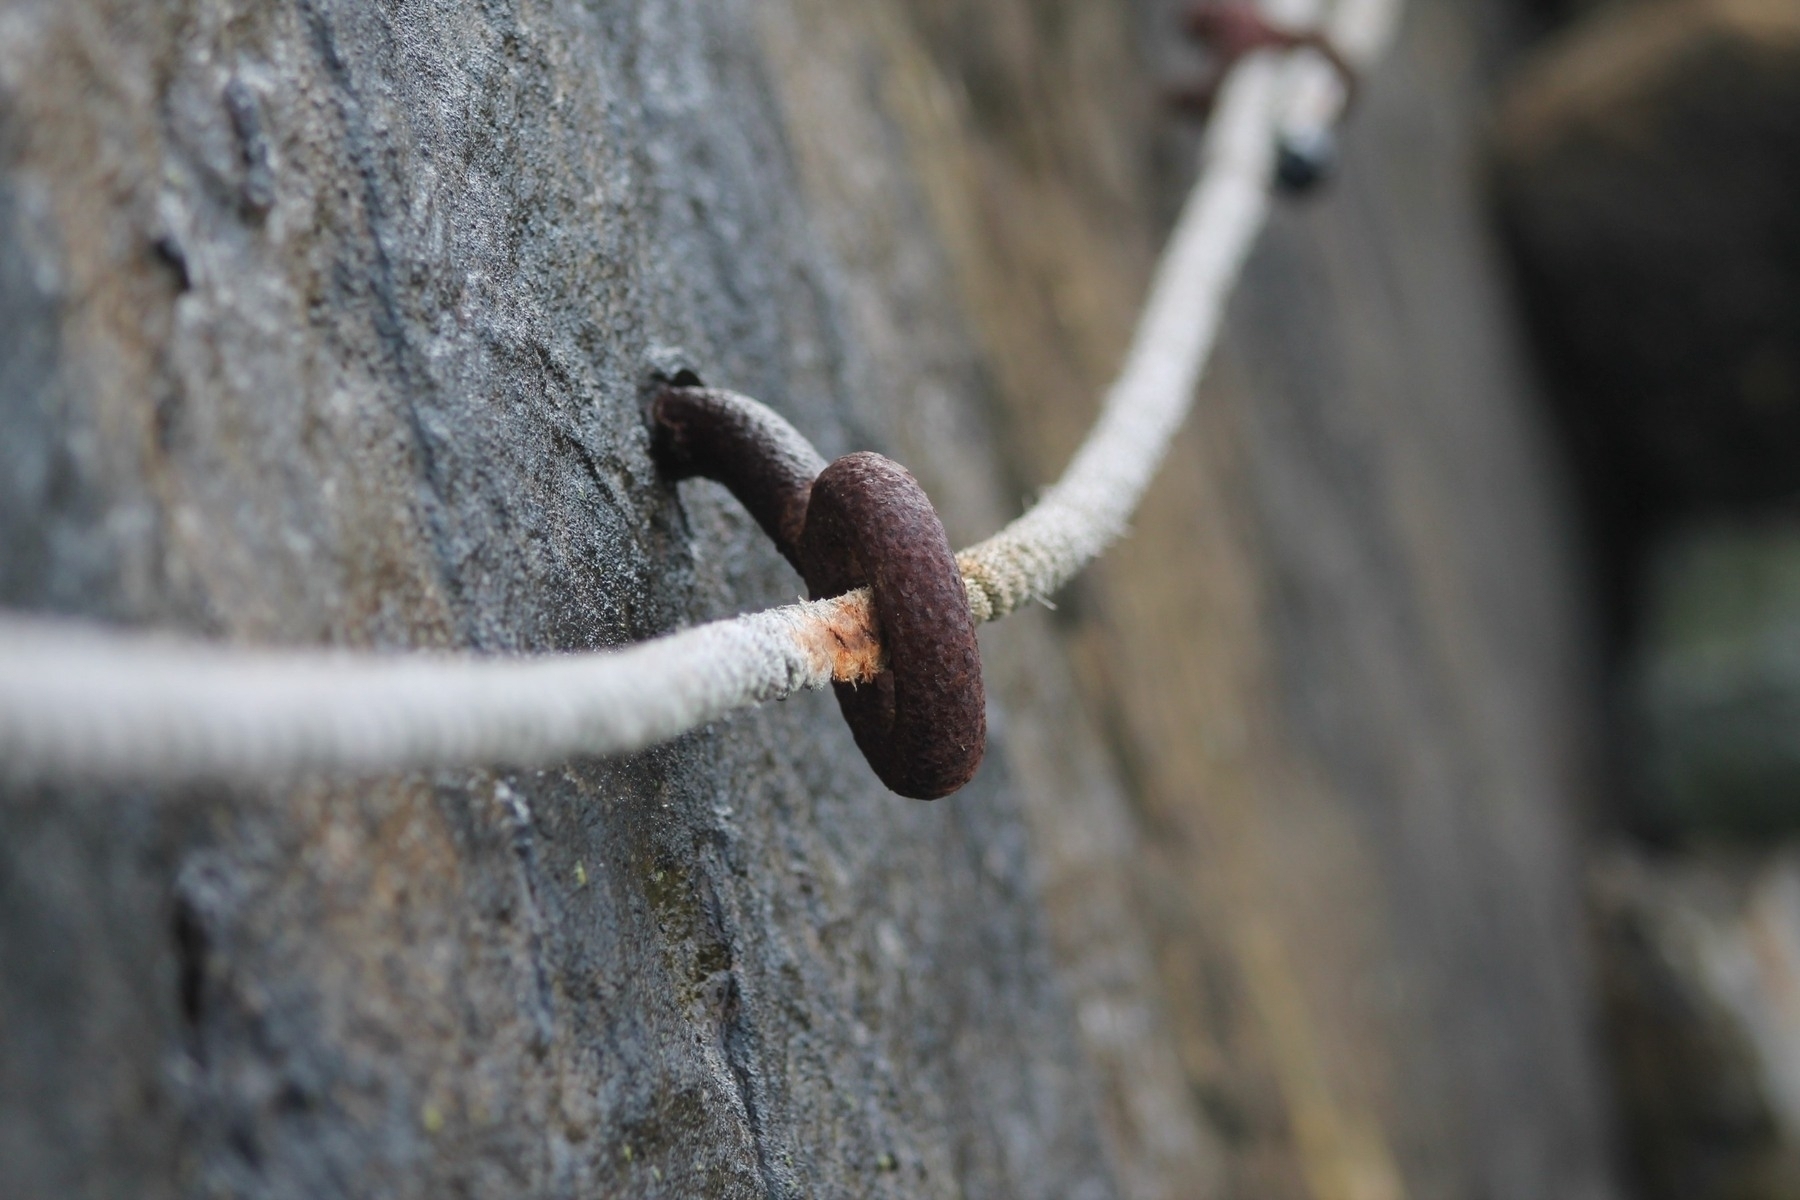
left=788, top=590, right=886, bottom=686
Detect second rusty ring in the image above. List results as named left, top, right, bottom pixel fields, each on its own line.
left=649, top=384, right=986, bottom=800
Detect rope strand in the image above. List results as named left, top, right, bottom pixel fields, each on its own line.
left=0, top=0, right=1397, bottom=785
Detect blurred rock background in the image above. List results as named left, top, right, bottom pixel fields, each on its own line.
left=1494, top=0, right=1800, bottom=1196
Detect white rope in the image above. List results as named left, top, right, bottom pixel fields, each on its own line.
left=0, top=597, right=863, bottom=782
left=0, top=0, right=1398, bottom=785
left=958, top=34, right=1283, bottom=623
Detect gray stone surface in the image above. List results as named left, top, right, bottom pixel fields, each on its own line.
left=0, top=3, right=1127, bottom=1196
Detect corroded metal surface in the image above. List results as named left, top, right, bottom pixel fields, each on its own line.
left=799, top=452, right=986, bottom=799
left=648, top=385, right=825, bottom=574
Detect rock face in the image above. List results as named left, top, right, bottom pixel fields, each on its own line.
left=0, top=1, right=1622, bottom=1199
left=0, top=4, right=1130, bottom=1197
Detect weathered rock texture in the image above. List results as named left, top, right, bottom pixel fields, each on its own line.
left=0, top=1, right=1620, bottom=1199
left=0, top=3, right=1135, bottom=1196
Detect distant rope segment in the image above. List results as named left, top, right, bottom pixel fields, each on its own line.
left=0, top=0, right=1398, bottom=786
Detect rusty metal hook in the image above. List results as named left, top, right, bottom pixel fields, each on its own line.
left=645, top=384, right=824, bottom=573
left=649, top=384, right=986, bottom=800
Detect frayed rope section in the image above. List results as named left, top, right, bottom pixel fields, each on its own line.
left=0, top=0, right=1398, bottom=785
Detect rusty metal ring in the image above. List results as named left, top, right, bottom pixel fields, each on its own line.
left=798, top=452, right=985, bottom=800
left=649, top=385, right=986, bottom=799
